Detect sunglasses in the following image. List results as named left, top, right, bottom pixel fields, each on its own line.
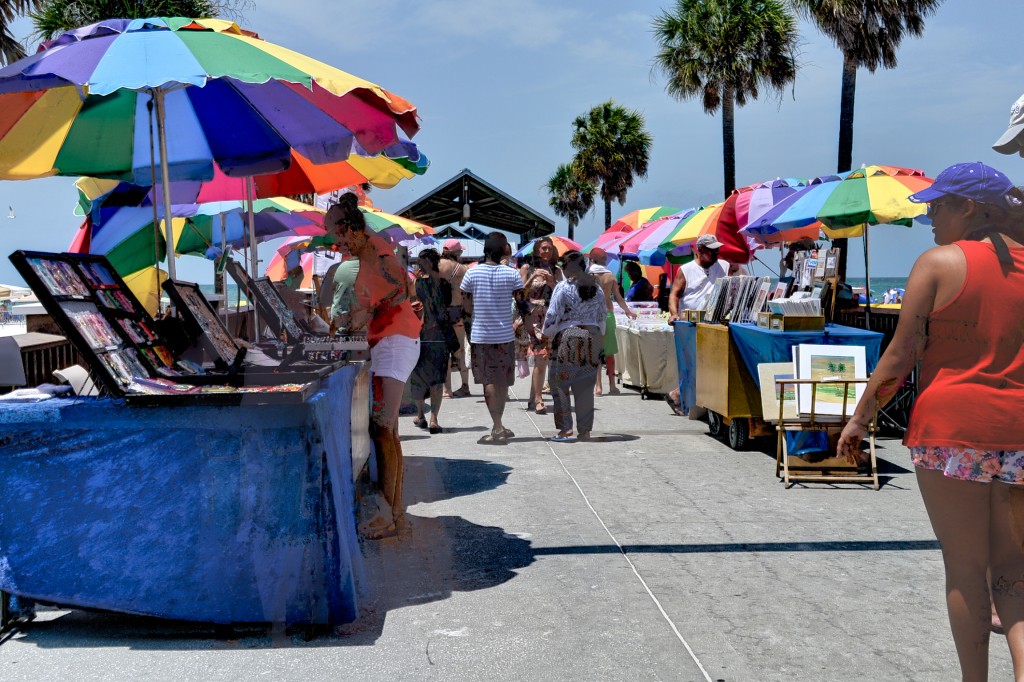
left=927, top=198, right=959, bottom=216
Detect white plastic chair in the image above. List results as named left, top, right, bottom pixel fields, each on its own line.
left=53, top=364, right=100, bottom=397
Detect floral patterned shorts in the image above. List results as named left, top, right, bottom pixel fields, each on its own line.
left=910, top=446, right=1024, bottom=484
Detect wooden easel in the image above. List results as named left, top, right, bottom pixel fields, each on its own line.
left=774, top=377, right=879, bottom=489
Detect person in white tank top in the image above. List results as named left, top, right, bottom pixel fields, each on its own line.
left=668, top=234, right=745, bottom=319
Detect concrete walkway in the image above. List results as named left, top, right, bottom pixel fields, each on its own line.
left=0, top=375, right=1013, bottom=680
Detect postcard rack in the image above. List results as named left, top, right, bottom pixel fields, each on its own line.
left=9, top=250, right=195, bottom=395
left=774, top=378, right=879, bottom=490
left=162, top=279, right=244, bottom=371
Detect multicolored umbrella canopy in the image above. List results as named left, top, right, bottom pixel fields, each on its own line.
left=602, top=209, right=698, bottom=264
left=513, top=235, right=582, bottom=259
left=266, top=239, right=315, bottom=289
left=69, top=197, right=328, bottom=275
left=606, top=206, right=682, bottom=234
left=74, top=139, right=428, bottom=219
left=656, top=203, right=725, bottom=253
left=735, top=179, right=822, bottom=245
left=745, top=166, right=932, bottom=239
left=0, top=17, right=420, bottom=183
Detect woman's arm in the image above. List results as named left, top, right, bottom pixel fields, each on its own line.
left=836, top=248, right=949, bottom=459
left=541, top=283, right=567, bottom=338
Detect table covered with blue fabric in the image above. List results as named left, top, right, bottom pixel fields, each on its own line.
left=728, top=322, right=884, bottom=388
left=0, top=364, right=368, bottom=626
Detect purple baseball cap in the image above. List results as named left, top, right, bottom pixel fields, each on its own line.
left=908, top=162, right=1014, bottom=205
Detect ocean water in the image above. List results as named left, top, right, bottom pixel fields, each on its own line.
left=846, top=277, right=908, bottom=295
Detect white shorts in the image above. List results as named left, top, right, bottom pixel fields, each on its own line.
left=370, top=334, right=420, bottom=382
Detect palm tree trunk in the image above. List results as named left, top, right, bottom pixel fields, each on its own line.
left=567, top=220, right=575, bottom=242
left=722, top=85, right=736, bottom=199
left=605, top=197, right=612, bottom=230
left=835, top=54, right=858, bottom=280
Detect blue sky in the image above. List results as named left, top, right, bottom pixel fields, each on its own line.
left=1, top=0, right=1022, bottom=286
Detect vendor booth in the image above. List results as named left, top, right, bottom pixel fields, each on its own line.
left=614, top=305, right=677, bottom=398
left=0, top=251, right=374, bottom=628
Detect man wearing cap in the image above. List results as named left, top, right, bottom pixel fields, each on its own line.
left=993, top=93, right=1024, bottom=156
left=439, top=239, right=472, bottom=397
left=669, top=234, right=746, bottom=320
left=588, top=248, right=636, bottom=396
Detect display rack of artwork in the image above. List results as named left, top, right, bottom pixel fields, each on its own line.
left=161, top=280, right=242, bottom=369
left=9, top=251, right=187, bottom=395
left=225, top=260, right=305, bottom=343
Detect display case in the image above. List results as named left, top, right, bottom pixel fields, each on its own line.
left=225, top=260, right=306, bottom=343
left=10, top=251, right=196, bottom=395
left=162, top=279, right=243, bottom=371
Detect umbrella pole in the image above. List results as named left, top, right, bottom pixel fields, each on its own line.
left=246, top=177, right=260, bottom=342
left=221, top=213, right=229, bottom=327
left=863, top=230, right=872, bottom=330
left=152, top=90, right=177, bottom=286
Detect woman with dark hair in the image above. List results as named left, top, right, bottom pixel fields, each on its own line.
left=409, top=249, right=455, bottom=434
left=326, top=193, right=421, bottom=539
left=542, top=250, right=606, bottom=442
left=838, top=162, right=1024, bottom=679
left=519, top=236, right=563, bottom=414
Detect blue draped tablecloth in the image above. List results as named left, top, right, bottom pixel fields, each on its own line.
left=672, top=322, right=698, bottom=415
left=728, top=322, right=884, bottom=388
left=0, top=365, right=366, bottom=626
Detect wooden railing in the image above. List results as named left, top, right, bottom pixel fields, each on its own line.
left=0, top=337, right=83, bottom=394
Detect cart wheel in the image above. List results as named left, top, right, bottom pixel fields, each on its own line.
left=728, top=418, right=749, bottom=450
left=707, top=411, right=725, bottom=438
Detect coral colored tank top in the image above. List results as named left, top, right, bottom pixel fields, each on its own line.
left=904, top=240, right=1024, bottom=450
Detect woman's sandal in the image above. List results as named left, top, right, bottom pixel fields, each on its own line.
left=413, top=416, right=428, bottom=429
left=535, top=403, right=547, bottom=415
left=452, top=386, right=471, bottom=398
left=429, top=424, right=443, bottom=434
left=480, top=432, right=508, bottom=445
left=499, top=428, right=515, bottom=439
left=664, top=394, right=684, bottom=417
left=550, top=431, right=576, bottom=443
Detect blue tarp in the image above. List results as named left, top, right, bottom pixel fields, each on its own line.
left=672, top=322, right=698, bottom=415
left=0, top=365, right=365, bottom=625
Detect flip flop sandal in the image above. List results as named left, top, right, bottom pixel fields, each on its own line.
left=413, top=417, right=428, bottom=429
left=453, top=386, right=471, bottom=398
left=535, top=405, right=547, bottom=415
left=664, top=394, right=684, bottom=417
left=499, top=428, right=515, bottom=439
left=429, top=424, right=443, bottom=434
left=550, top=433, right=576, bottom=443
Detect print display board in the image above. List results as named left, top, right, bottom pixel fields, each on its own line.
left=225, top=260, right=305, bottom=343
left=9, top=251, right=190, bottom=395
left=162, top=280, right=241, bottom=369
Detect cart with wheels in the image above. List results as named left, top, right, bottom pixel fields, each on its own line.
left=695, top=323, right=774, bottom=449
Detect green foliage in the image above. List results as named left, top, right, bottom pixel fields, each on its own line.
left=1, top=0, right=42, bottom=64
left=31, top=0, right=218, bottom=40
left=570, top=100, right=652, bottom=227
left=545, top=163, right=595, bottom=238
left=651, top=0, right=799, bottom=114
left=791, top=0, right=943, bottom=72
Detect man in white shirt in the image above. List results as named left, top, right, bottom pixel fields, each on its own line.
left=461, top=232, right=527, bottom=444
left=668, top=234, right=746, bottom=320
left=666, top=234, right=745, bottom=415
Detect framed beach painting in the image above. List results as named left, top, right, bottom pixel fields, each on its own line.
left=793, top=343, right=867, bottom=418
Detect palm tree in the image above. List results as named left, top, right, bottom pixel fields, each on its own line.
left=652, top=0, right=799, bottom=199
left=545, top=163, right=595, bottom=242
left=792, top=0, right=942, bottom=277
left=32, top=0, right=217, bottom=40
left=571, top=100, right=653, bottom=230
left=0, top=0, right=41, bottom=65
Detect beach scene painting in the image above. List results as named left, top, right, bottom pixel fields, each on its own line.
left=794, top=344, right=867, bottom=418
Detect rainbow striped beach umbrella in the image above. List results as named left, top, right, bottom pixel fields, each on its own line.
left=0, top=17, right=420, bottom=184
left=514, top=235, right=581, bottom=259
left=735, top=178, right=822, bottom=245
left=745, top=166, right=932, bottom=239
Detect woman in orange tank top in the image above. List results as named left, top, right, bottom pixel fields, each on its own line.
left=838, top=162, right=1024, bottom=680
